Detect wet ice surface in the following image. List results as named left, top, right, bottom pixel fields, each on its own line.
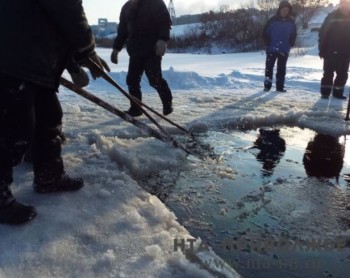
left=159, top=127, right=350, bottom=278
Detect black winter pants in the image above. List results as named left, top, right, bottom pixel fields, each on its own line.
left=264, top=52, right=289, bottom=90
left=0, top=74, right=64, bottom=190
left=321, top=52, right=350, bottom=96
left=126, top=54, right=172, bottom=110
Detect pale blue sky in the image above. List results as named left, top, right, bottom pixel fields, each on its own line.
left=83, top=0, right=338, bottom=25
left=83, top=0, right=244, bottom=24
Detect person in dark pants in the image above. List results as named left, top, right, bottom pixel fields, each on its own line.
left=262, top=1, right=297, bottom=92
left=111, top=0, right=173, bottom=117
left=319, top=0, right=350, bottom=99
left=0, top=0, right=110, bottom=225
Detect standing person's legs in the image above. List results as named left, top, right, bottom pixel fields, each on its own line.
left=333, top=55, right=350, bottom=99
left=125, top=55, right=145, bottom=116
left=32, top=89, right=84, bottom=192
left=144, top=55, right=173, bottom=115
left=0, top=75, right=37, bottom=224
left=276, top=53, right=288, bottom=92
left=264, top=52, right=278, bottom=91
left=321, top=54, right=336, bottom=98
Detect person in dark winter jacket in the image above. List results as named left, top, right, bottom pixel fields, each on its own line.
left=262, top=1, right=297, bottom=92
left=318, top=0, right=350, bottom=99
left=111, top=0, right=173, bottom=117
left=0, top=0, right=110, bottom=225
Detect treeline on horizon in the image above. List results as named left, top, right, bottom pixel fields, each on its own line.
left=96, top=0, right=330, bottom=53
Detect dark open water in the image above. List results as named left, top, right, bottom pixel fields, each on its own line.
left=164, top=127, right=350, bottom=278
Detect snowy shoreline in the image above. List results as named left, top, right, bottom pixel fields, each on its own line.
left=1, top=47, right=349, bottom=278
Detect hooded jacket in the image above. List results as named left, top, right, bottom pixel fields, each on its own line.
left=113, top=0, right=172, bottom=56
left=262, top=1, right=297, bottom=54
left=0, top=0, right=95, bottom=89
left=318, top=8, right=350, bottom=58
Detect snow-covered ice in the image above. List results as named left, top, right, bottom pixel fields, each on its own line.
left=1, top=39, right=350, bottom=278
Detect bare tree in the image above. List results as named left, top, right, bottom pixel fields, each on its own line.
left=291, top=0, right=329, bottom=29
left=256, top=0, right=280, bottom=22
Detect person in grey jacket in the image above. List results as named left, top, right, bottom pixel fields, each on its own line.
left=0, top=0, right=110, bottom=225
left=111, top=0, right=173, bottom=117
left=262, top=1, right=297, bottom=92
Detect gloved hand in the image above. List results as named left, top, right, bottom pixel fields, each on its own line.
left=81, top=52, right=110, bottom=79
left=69, top=67, right=89, bottom=87
left=66, top=60, right=89, bottom=87
left=155, top=40, right=167, bottom=56
left=110, top=49, right=119, bottom=64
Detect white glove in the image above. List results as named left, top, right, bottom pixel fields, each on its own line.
left=110, top=49, right=119, bottom=64
left=155, top=40, right=167, bottom=56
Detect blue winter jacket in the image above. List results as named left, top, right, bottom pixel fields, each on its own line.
left=263, top=15, right=297, bottom=54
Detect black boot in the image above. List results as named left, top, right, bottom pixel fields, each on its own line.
left=264, top=78, right=272, bottom=91
left=0, top=185, right=36, bottom=225
left=332, top=87, right=347, bottom=99
left=124, top=107, right=142, bottom=117
left=276, top=81, right=286, bottom=92
left=33, top=174, right=84, bottom=193
left=276, top=88, right=287, bottom=92
left=163, top=100, right=173, bottom=116
left=276, top=78, right=285, bottom=92
left=33, top=132, right=84, bottom=193
left=321, top=85, right=332, bottom=99
left=126, top=86, right=143, bottom=117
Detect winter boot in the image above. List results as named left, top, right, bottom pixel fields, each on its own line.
left=126, top=85, right=143, bottom=117
left=33, top=174, right=84, bottom=193
left=0, top=184, right=36, bottom=225
left=276, top=79, right=286, bottom=92
left=276, top=88, right=287, bottom=92
left=276, top=76, right=286, bottom=93
left=320, top=85, right=332, bottom=99
left=332, top=87, right=347, bottom=100
left=124, top=107, right=142, bottom=117
left=264, top=78, right=272, bottom=91
left=162, top=100, right=173, bottom=116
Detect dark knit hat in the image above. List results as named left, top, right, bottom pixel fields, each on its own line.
left=278, top=1, right=293, bottom=14
left=279, top=1, right=292, bottom=10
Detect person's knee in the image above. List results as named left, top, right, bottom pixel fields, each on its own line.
left=149, top=76, right=165, bottom=90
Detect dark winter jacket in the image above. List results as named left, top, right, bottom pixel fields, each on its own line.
left=318, top=9, right=350, bottom=58
left=262, top=2, right=297, bottom=54
left=113, top=0, right=172, bottom=56
left=0, top=0, right=95, bottom=89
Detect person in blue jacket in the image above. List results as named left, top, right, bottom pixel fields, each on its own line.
left=262, top=1, right=297, bottom=92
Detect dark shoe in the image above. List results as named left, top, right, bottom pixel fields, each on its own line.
left=0, top=200, right=36, bottom=225
left=124, top=108, right=142, bottom=117
left=33, top=175, right=84, bottom=193
left=333, top=95, right=347, bottom=100
left=163, top=101, right=173, bottom=116
left=321, top=95, right=329, bottom=99
left=264, top=77, right=272, bottom=92
left=332, top=87, right=345, bottom=99
left=276, top=89, right=287, bottom=92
